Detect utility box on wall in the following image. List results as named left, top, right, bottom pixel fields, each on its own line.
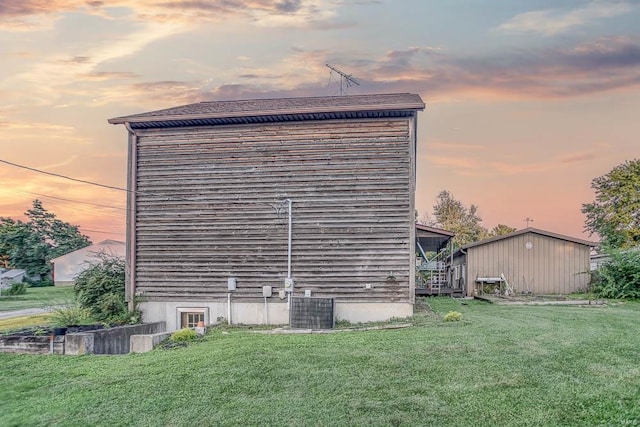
left=289, top=297, right=335, bottom=329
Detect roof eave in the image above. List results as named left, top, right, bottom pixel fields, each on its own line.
left=108, top=102, right=425, bottom=125
left=461, top=227, right=596, bottom=250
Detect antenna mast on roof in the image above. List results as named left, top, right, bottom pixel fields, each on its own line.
left=326, top=64, right=360, bottom=96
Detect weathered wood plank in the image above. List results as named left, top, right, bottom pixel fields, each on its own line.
left=133, top=118, right=414, bottom=302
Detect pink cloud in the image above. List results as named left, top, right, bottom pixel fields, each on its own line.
left=558, top=152, right=597, bottom=163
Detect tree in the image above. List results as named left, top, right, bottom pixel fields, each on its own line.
left=432, top=190, right=489, bottom=249
left=0, top=200, right=91, bottom=281
left=491, top=224, right=517, bottom=236
left=74, top=255, right=139, bottom=324
left=0, top=219, right=20, bottom=268
left=591, top=249, right=640, bottom=299
left=582, top=159, right=640, bottom=249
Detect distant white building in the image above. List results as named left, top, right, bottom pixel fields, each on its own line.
left=50, top=240, right=125, bottom=286
left=0, top=269, right=26, bottom=289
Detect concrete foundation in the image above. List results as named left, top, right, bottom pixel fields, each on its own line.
left=130, top=332, right=171, bottom=353
left=0, top=335, right=64, bottom=354
left=65, top=322, right=166, bottom=355
left=335, top=302, right=413, bottom=323
left=140, top=300, right=413, bottom=332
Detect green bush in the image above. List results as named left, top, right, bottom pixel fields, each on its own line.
left=592, top=249, right=640, bottom=299
left=443, top=311, right=463, bottom=322
left=51, top=306, right=94, bottom=326
left=74, top=255, right=139, bottom=324
left=24, top=277, right=53, bottom=288
left=4, top=282, right=27, bottom=296
left=170, top=328, right=198, bottom=342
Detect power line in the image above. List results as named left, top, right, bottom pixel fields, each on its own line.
left=79, top=228, right=125, bottom=236
left=0, top=158, right=131, bottom=194
left=26, top=192, right=127, bottom=211
left=0, top=158, right=191, bottom=202
left=1, top=158, right=294, bottom=209
left=12, top=191, right=127, bottom=221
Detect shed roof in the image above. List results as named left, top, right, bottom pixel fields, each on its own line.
left=460, top=227, right=595, bottom=251
left=0, top=269, right=25, bottom=279
left=50, top=240, right=125, bottom=263
left=416, top=224, right=454, bottom=253
left=108, top=93, right=425, bottom=129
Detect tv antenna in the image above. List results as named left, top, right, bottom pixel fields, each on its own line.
left=326, top=64, right=360, bottom=95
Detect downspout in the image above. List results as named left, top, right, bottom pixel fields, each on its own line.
left=459, top=248, right=467, bottom=295
left=287, top=198, right=292, bottom=279
left=124, top=122, right=137, bottom=311
left=264, top=296, right=269, bottom=324
left=286, top=199, right=293, bottom=311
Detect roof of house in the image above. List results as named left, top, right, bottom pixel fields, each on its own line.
left=416, top=224, right=455, bottom=237
left=108, top=93, right=425, bottom=129
left=0, top=269, right=25, bottom=279
left=95, top=239, right=125, bottom=246
left=416, top=224, right=455, bottom=253
left=50, top=240, right=125, bottom=263
left=457, top=228, right=595, bottom=253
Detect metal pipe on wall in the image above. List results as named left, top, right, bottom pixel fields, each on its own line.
left=286, top=198, right=292, bottom=278
left=264, top=296, right=269, bottom=324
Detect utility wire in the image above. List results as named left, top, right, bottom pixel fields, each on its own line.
left=0, top=158, right=131, bottom=194
left=2, top=158, right=289, bottom=209
left=16, top=192, right=127, bottom=221
left=0, top=158, right=191, bottom=202
left=79, top=228, right=125, bottom=236
left=26, top=192, right=127, bottom=211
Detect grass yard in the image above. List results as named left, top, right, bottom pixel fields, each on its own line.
left=0, top=314, right=53, bottom=331
left=0, top=285, right=75, bottom=312
left=1, top=298, right=639, bottom=426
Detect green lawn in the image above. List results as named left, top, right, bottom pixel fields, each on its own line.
left=0, top=286, right=75, bottom=312
left=0, top=314, right=53, bottom=331
left=1, top=298, right=639, bottom=426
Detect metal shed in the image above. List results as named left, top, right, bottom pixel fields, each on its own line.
left=109, top=93, right=425, bottom=330
left=451, top=228, right=594, bottom=297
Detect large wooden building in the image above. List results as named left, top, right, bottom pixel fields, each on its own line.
left=451, top=228, right=594, bottom=297
left=109, top=93, right=425, bottom=330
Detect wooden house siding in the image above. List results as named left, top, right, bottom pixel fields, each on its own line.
left=131, top=117, right=415, bottom=303
left=465, top=231, right=591, bottom=296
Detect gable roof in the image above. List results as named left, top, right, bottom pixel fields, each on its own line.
left=460, top=228, right=595, bottom=251
left=50, top=240, right=125, bottom=263
left=416, top=224, right=455, bottom=253
left=416, top=224, right=455, bottom=237
left=108, top=93, right=425, bottom=129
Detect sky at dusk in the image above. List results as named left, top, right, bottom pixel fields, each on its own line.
left=1, top=0, right=639, bottom=243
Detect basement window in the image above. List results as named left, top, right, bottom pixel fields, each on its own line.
left=177, top=308, right=208, bottom=328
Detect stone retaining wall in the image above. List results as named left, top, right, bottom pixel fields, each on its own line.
left=0, top=322, right=166, bottom=355
left=65, top=322, right=166, bottom=355
left=0, top=335, right=65, bottom=354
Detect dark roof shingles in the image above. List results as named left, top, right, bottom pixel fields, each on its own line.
left=109, top=93, right=424, bottom=124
